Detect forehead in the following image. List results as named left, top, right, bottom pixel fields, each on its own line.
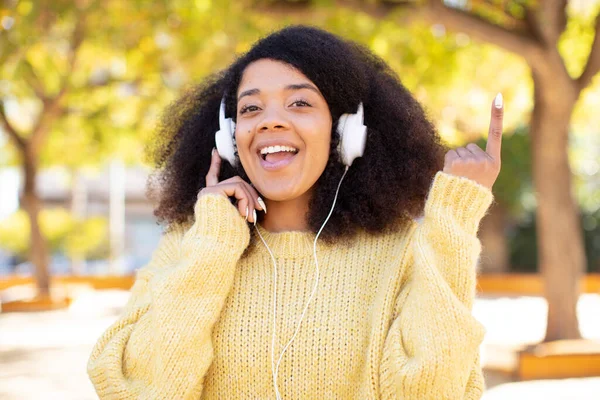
left=237, top=59, right=316, bottom=94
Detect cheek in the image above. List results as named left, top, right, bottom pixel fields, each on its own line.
left=234, top=125, right=253, bottom=151
left=303, top=118, right=332, bottom=157
left=309, top=134, right=331, bottom=159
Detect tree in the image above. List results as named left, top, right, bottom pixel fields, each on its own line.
left=406, top=0, right=599, bottom=343
left=0, top=0, right=189, bottom=296
left=260, top=0, right=600, bottom=342
left=0, top=2, right=86, bottom=297
left=0, top=0, right=287, bottom=297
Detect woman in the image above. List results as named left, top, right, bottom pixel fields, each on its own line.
left=87, top=25, right=503, bottom=399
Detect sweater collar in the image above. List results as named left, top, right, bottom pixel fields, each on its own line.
left=250, top=223, right=334, bottom=258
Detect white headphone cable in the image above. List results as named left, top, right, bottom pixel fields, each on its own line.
left=254, top=165, right=350, bottom=400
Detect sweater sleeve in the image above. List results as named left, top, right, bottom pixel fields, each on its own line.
left=87, top=194, right=250, bottom=400
left=379, top=171, right=494, bottom=400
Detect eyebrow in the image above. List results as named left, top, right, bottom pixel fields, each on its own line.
left=237, top=83, right=321, bottom=102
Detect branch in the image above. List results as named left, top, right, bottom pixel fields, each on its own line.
left=30, top=9, right=86, bottom=154
left=258, top=0, right=541, bottom=58
left=525, top=0, right=568, bottom=46
left=469, top=0, right=530, bottom=30
left=62, top=10, right=85, bottom=90
left=578, top=12, right=600, bottom=91
left=22, top=60, right=49, bottom=101
left=254, top=0, right=423, bottom=25
left=425, top=1, right=542, bottom=62
left=0, top=101, right=26, bottom=151
left=54, top=10, right=85, bottom=101
left=336, top=0, right=419, bottom=20
left=550, top=0, right=569, bottom=38
left=251, top=0, right=323, bottom=19
left=523, top=6, right=543, bottom=43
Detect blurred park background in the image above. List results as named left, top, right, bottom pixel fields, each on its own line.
left=1, top=0, right=600, bottom=399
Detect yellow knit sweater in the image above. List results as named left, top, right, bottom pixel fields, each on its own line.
left=87, top=171, right=493, bottom=399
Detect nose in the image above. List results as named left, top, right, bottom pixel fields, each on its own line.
left=258, top=105, right=289, bottom=132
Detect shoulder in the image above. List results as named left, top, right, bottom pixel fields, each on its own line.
left=159, top=222, right=191, bottom=253
left=135, top=222, right=191, bottom=280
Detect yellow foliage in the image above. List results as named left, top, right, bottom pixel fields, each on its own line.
left=0, top=209, right=108, bottom=259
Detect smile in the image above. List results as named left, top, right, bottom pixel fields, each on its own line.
left=258, top=150, right=299, bottom=171
left=257, top=144, right=300, bottom=171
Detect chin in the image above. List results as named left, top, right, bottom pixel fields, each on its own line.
left=240, top=155, right=320, bottom=203
left=253, top=180, right=310, bottom=202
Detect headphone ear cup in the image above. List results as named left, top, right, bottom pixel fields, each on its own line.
left=336, top=102, right=367, bottom=167
left=215, top=98, right=237, bottom=166
left=215, top=125, right=237, bottom=166
left=336, top=114, right=350, bottom=165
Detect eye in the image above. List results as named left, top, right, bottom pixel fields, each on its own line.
left=290, top=99, right=312, bottom=107
left=239, top=104, right=260, bottom=114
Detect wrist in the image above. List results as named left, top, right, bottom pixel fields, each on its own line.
left=184, top=193, right=250, bottom=250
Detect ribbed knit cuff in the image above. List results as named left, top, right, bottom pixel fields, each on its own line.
left=425, top=171, right=494, bottom=235
left=186, top=193, right=250, bottom=250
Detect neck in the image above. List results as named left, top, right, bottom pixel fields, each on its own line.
left=260, top=191, right=312, bottom=233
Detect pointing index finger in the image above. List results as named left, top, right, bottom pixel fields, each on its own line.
left=206, top=148, right=222, bottom=186
left=485, top=93, right=504, bottom=162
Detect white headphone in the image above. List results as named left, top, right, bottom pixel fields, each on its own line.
left=215, top=97, right=368, bottom=168
left=214, top=97, right=368, bottom=400
left=215, top=98, right=239, bottom=166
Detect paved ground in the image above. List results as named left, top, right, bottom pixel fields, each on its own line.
left=0, top=288, right=128, bottom=400
left=482, top=377, right=600, bottom=400
left=1, top=289, right=599, bottom=399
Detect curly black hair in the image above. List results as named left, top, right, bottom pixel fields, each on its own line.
left=145, top=25, right=448, bottom=243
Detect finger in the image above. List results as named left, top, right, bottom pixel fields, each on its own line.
left=486, top=93, right=504, bottom=161
left=238, top=197, right=250, bottom=221
left=244, top=183, right=266, bottom=213
left=221, top=177, right=264, bottom=213
left=219, top=183, right=253, bottom=218
left=206, top=148, right=222, bottom=187
left=444, top=149, right=459, bottom=164
left=239, top=184, right=257, bottom=220
left=456, top=147, right=475, bottom=159
left=443, top=149, right=459, bottom=172
left=466, top=143, right=491, bottom=160
left=230, top=181, right=257, bottom=221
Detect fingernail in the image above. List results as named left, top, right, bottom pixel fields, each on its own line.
left=244, top=206, right=248, bottom=222
left=257, top=197, right=267, bottom=213
left=253, top=209, right=257, bottom=223
left=494, top=93, right=503, bottom=109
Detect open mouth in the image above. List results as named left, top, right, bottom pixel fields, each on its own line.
left=259, top=145, right=299, bottom=161
left=258, top=145, right=300, bottom=170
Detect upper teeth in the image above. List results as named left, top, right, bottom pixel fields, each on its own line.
left=260, top=145, right=298, bottom=155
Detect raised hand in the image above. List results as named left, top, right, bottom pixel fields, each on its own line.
left=443, top=93, right=504, bottom=190
left=198, top=148, right=266, bottom=223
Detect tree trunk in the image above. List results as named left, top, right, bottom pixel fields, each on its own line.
left=530, top=72, right=586, bottom=342
left=21, top=149, right=51, bottom=297
left=479, top=202, right=511, bottom=273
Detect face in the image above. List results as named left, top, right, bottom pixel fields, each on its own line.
left=234, top=59, right=333, bottom=202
